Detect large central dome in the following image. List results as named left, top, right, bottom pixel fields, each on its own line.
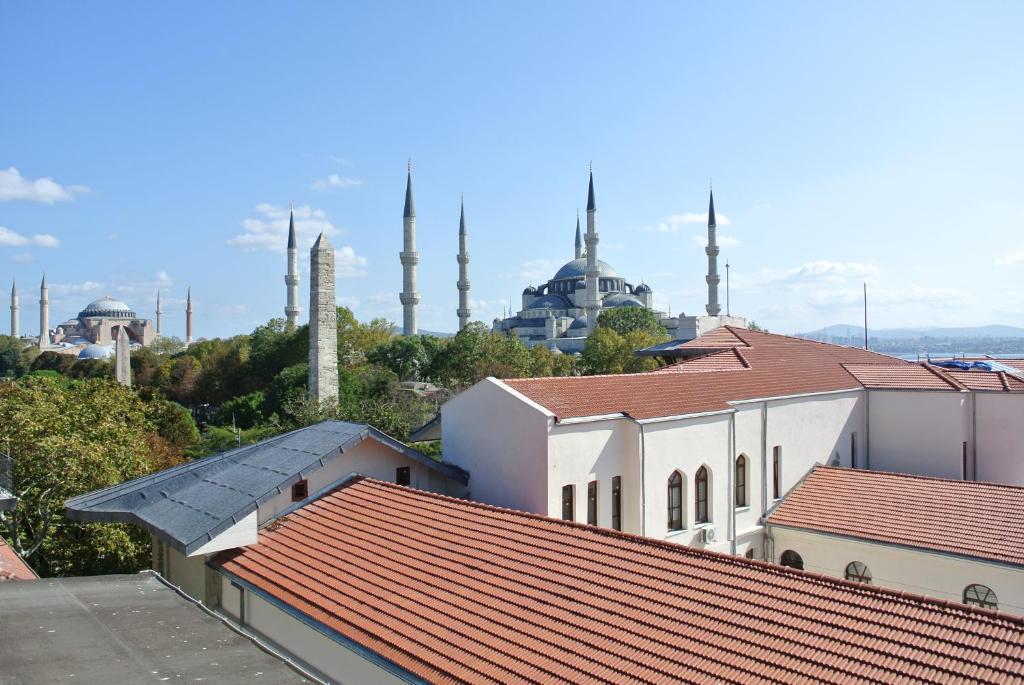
left=78, top=296, right=136, bottom=320
left=552, top=258, right=620, bottom=282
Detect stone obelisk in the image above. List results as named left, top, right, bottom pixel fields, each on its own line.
left=115, top=326, right=131, bottom=386
left=308, top=233, right=338, bottom=403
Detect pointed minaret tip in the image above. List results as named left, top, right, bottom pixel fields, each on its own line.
left=403, top=163, right=415, bottom=218
left=586, top=168, right=596, bottom=212
left=287, top=207, right=297, bottom=249
left=708, top=187, right=717, bottom=227
left=459, top=195, right=467, bottom=235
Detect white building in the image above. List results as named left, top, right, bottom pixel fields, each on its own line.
left=767, top=465, right=1024, bottom=616
left=440, top=327, right=1024, bottom=559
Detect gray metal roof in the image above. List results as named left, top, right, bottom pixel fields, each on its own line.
left=0, top=574, right=310, bottom=684
left=65, top=420, right=469, bottom=555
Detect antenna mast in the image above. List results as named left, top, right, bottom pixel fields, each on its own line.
left=863, top=282, right=869, bottom=350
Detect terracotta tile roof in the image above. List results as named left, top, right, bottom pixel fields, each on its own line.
left=504, top=327, right=904, bottom=420
left=769, top=466, right=1024, bottom=567
left=943, top=369, right=1024, bottom=391
left=215, top=477, right=1024, bottom=685
left=842, top=362, right=962, bottom=390
left=0, top=536, right=36, bottom=582
left=648, top=347, right=751, bottom=373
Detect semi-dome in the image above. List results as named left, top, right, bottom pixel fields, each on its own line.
left=525, top=294, right=571, bottom=310
left=78, top=296, right=136, bottom=320
left=604, top=293, right=645, bottom=308
left=78, top=343, right=115, bottom=360
left=568, top=317, right=588, bottom=330
left=522, top=285, right=537, bottom=295
left=552, top=258, right=620, bottom=281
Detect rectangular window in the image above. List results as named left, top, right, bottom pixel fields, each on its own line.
left=561, top=485, right=574, bottom=521
left=735, top=457, right=747, bottom=508
left=587, top=481, right=598, bottom=525
left=396, top=466, right=411, bottom=486
left=851, top=432, right=858, bottom=469
left=772, top=446, right=782, bottom=499
left=291, top=479, right=308, bottom=502
left=962, top=442, right=970, bottom=481
left=611, top=476, right=622, bottom=531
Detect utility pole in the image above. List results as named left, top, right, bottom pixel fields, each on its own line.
left=725, top=261, right=731, bottom=317
left=863, top=282, right=869, bottom=350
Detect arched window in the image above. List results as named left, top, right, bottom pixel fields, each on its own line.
left=695, top=466, right=710, bottom=524
left=735, top=455, right=747, bottom=508
left=844, top=561, right=872, bottom=584
left=963, top=584, right=998, bottom=610
left=780, top=550, right=803, bottom=570
left=667, top=471, right=683, bottom=531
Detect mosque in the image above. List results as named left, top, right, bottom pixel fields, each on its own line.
left=393, top=165, right=746, bottom=352
left=8, top=276, right=193, bottom=360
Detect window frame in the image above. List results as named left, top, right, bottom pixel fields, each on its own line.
left=587, top=480, right=598, bottom=526
left=561, top=484, right=574, bottom=521
left=611, top=476, right=621, bottom=531
left=291, top=479, right=309, bottom=502
left=772, top=446, right=782, bottom=499
left=844, top=560, right=872, bottom=584
left=780, top=549, right=803, bottom=570
left=734, top=455, right=747, bottom=508
left=695, top=466, right=709, bottom=524
left=963, top=584, right=998, bottom=610
left=667, top=471, right=683, bottom=531
left=395, top=466, right=411, bottom=487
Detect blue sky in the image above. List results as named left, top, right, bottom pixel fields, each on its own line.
left=2, top=2, right=1023, bottom=338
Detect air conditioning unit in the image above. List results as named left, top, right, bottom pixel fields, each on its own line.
left=701, top=526, right=717, bottom=544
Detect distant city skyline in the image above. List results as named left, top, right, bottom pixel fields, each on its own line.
left=2, top=2, right=1023, bottom=339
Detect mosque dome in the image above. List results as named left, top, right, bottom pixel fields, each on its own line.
left=522, top=285, right=537, bottom=296
left=568, top=317, right=588, bottom=330
left=78, top=344, right=115, bottom=360
left=552, top=258, right=620, bottom=281
left=604, top=293, right=645, bottom=308
left=79, top=296, right=136, bottom=320
left=634, top=283, right=652, bottom=294
left=526, top=294, right=571, bottom=310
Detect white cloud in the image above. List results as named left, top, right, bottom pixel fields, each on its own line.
left=210, top=303, right=250, bottom=316
left=229, top=203, right=339, bottom=253
left=505, top=258, right=562, bottom=282
left=748, top=260, right=881, bottom=288
left=311, top=174, right=363, bottom=191
left=646, top=211, right=732, bottom=233
left=0, top=226, right=60, bottom=248
left=690, top=234, right=742, bottom=248
left=995, top=249, right=1024, bottom=267
left=335, top=246, right=368, bottom=277
left=49, top=280, right=103, bottom=298
left=9, top=252, right=32, bottom=263
left=0, top=167, right=89, bottom=203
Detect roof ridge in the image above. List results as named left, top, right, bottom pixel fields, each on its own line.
left=344, top=477, right=1024, bottom=626
left=919, top=362, right=968, bottom=390
left=813, top=464, right=1024, bottom=493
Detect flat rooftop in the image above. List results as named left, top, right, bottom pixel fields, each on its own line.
left=0, top=573, right=309, bottom=684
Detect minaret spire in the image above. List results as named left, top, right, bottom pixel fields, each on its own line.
left=399, top=163, right=420, bottom=336
left=284, top=206, right=300, bottom=329
left=9, top=279, right=19, bottom=338
left=185, top=286, right=194, bottom=344
left=584, top=168, right=601, bottom=332
left=38, top=273, right=49, bottom=350
left=155, top=289, right=163, bottom=335
left=574, top=210, right=582, bottom=260
left=705, top=187, right=722, bottom=316
left=456, top=194, right=471, bottom=331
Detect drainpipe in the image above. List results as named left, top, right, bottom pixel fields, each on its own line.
left=864, top=390, right=871, bottom=470
left=639, top=421, right=647, bottom=537
left=760, top=401, right=768, bottom=517
left=728, top=412, right=736, bottom=555
left=970, top=391, right=977, bottom=480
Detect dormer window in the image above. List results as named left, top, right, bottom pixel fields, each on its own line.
left=291, top=479, right=308, bottom=502
left=396, top=466, right=411, bottom=486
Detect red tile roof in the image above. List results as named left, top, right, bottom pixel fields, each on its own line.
left=648, top=347, right=751, bottom=373
left=943, top=369, right=1024, bottom=392
left=769, top=466, right=1024, bottom=567
left=842, top=362, right=962, bottom=390
left=0, top=536, right=37, bottom=582
left=216, top=478, right=1024, bottom=685
left=504, top=327, right=904, bottom=420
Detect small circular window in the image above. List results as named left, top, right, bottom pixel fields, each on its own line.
left=963, top=584, right=998, bottom=610
left=844, top=561, right=872, bottom=584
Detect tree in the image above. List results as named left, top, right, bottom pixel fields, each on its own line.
left=581, top=327, right=663, bottom=375
left=597, top=307, right=668, bottom=338
left=367, top=336, right=430, bottom=381
left=216, top=391, right=266, bottom=429
left=0, top=336, right=35, bottom=378
left=0, top=376, right=186, bottom=576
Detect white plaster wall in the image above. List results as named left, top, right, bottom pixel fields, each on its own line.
left=441, top=378, right=551, bottom=513
left=867, top=391, right=968, bottom=478
left=257, top=438, right=466, bottom=526
left=164, top=544, right=210, bottom=601
left=770, top=526, right=1024, bottom=616
left=975, top=393, right=1024, bottom=485
left=547, top=418, right=639, bottom=530
left=220, top=576, right=408, bottom=685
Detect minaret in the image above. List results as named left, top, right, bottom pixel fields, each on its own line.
left=115, top=326, right=131, bottom=387
left=399, top=162, right=419, bottom=336
left=9, top=280, right=18, bottom=338
left=155, top=289, right=163, bottom=335
left=574, top=211, right=583, bottom=260
left=584, top=168, right=601, bottom=332
left=456, top=195, right=471, bottom=331
left=185, top=287, right=193, bottom=344
left=284, top=207, right=300, bottom=330
left=308, top=233, right=338, bottom=403
left=38, top=274, right=49, bottom=349
left=705, top=188, right=722, bottom=316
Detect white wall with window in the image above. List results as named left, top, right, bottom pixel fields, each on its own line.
left=767, top=525, right=1024, bottom=616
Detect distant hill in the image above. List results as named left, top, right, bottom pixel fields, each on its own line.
left=388, top=327, right=456, bottom=338
left=798, top=324, right=1024, bottom=340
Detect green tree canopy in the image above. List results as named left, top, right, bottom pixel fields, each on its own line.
left=596, top=307, right=668, bottom=338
